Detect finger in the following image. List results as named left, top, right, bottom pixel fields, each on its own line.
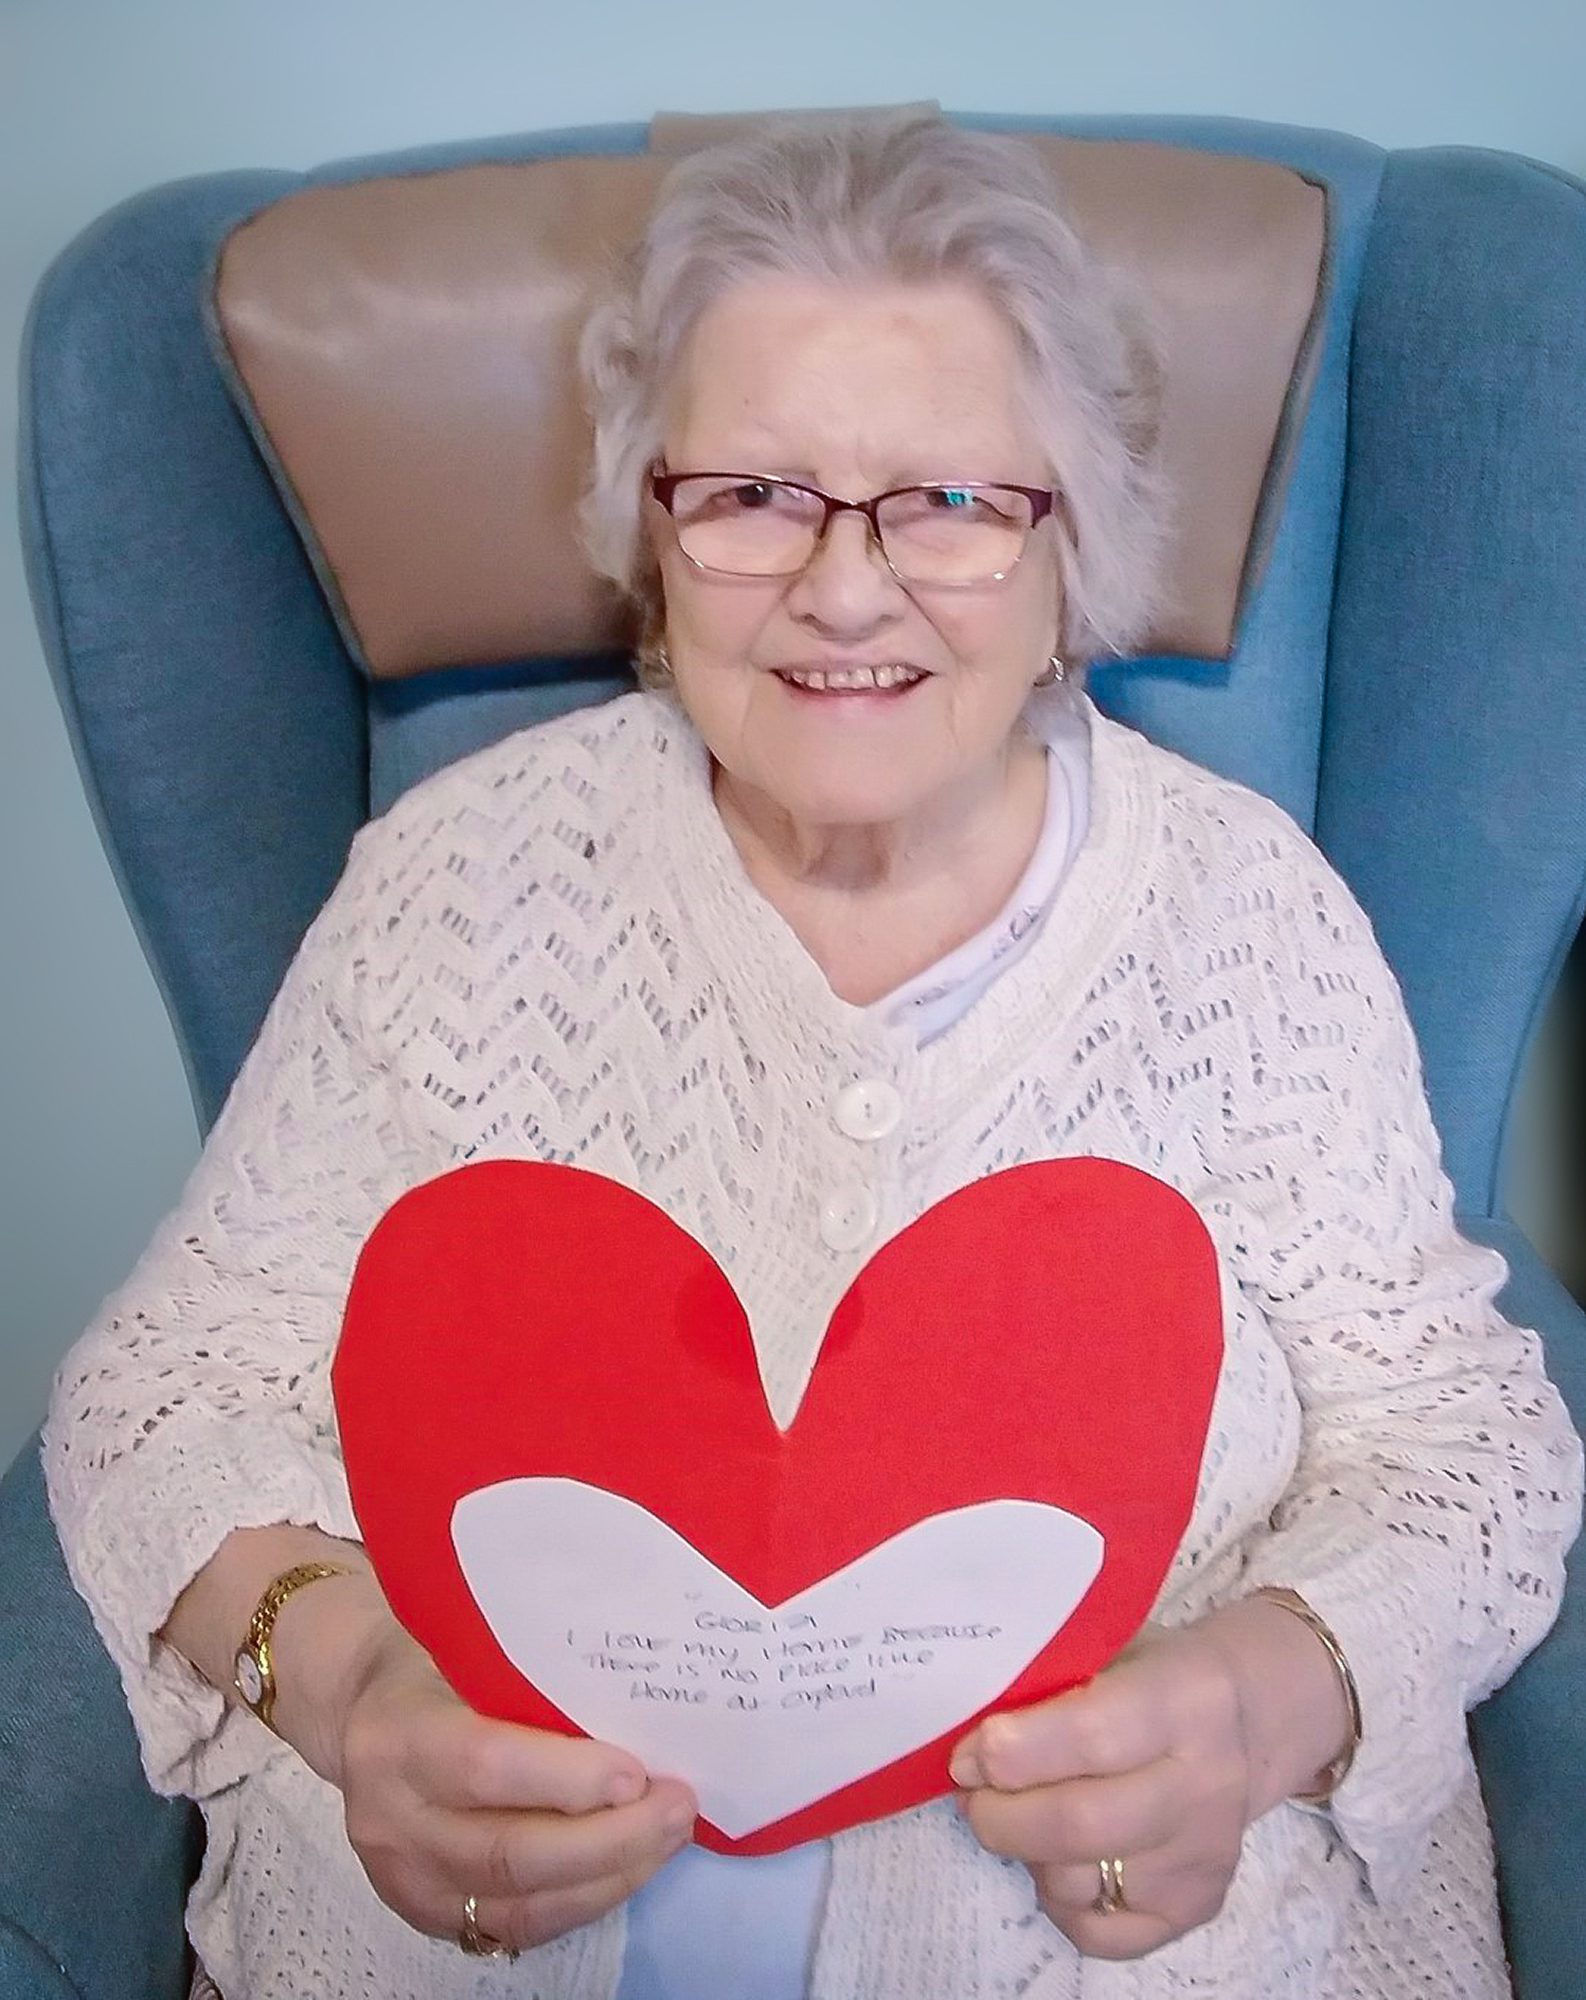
left=1033, top=1845, right=1169, bottom=1921
left=1042, top=1903, right=1178, bottom=1965
left=1029, top=1847, right=1185, bottom=1965
left=954, top=1656, right=1177, bottom=1791
left=406, top=1710, right=651, bottom=1816
left=428, top=1779, right=697, bottom=1900
left=962, top=1758, right=1185, bottom=1866
left=1035, top=1847, right=1232, bottom=1947
left=416, top=1859, right=668, bottom=1955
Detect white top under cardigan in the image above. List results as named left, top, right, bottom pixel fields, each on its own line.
left=44, top=687, right=1582, bottom=2000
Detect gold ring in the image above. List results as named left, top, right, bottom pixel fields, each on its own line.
left=459, top=1893, right=519, bottom=1960
left=1093, top=1855, right=1129, bottom=1915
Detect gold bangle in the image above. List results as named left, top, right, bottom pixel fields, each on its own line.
left=1250, top=1587, right=1363, bottom=1805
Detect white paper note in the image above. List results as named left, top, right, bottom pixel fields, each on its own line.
left=452, top=1478, right=1104, bottom=1837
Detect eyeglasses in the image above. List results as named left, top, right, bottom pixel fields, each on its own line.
left=647, top=467, right=1058, bottom=586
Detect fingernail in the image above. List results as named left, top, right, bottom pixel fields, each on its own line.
left=605, top=1769, right=645, bottom=1807
left=948, top=1743, right=983, bottom=1788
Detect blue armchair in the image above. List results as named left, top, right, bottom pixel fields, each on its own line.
left=8, top=112, right=1586, bottom=1998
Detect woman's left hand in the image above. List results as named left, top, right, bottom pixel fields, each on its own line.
left=950, top=1594, right=1353, bottom=1962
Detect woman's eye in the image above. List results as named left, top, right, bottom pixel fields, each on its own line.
left=908, top=487, right=990, bottom=520
left=730, top=482, right=776, bottom=509
left=920, top=487, right=1016, bottom=524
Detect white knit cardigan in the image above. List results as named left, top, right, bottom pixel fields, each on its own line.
left=44, top=688, right=1582, bottom=2000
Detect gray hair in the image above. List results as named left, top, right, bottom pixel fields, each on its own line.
left=576, top=111, right=1167, bottom=681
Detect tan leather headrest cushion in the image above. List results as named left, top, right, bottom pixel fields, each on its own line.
left=212, top=114, right=1325, bottom=679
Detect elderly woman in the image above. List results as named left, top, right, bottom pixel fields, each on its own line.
left=44, top=111, right=1581, bottom=2000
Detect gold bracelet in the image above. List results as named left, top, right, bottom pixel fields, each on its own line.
left=1250, top=1587, right=1363, bottom=1804
left=233, top=1561, right=362, bottom=1733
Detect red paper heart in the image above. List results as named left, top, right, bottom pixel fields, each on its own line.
left=334, top=1156, right=1222, bottom=1854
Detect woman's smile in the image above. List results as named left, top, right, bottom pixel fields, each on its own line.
left=770, top=660, right=931, bottom=700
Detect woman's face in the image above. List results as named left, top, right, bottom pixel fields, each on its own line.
left=647, top=274, right=1064, bottom=832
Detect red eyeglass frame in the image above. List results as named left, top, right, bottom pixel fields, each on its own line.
left=646, top=465, right=1061, bottom=583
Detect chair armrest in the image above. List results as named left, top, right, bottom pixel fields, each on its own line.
left=1463, top=1218, right=1586, bottom=2000
left=0, top=1433, right=199, bottom=2000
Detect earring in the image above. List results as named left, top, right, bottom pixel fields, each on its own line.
left=1033, top=653, right=1067, bottom=688
left=646, top=640, right=674, bottom=682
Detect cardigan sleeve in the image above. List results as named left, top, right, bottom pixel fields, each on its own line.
left=1217, top=821, right=1584, bottom=1904
left=42, top=816, right=435, bottom=1804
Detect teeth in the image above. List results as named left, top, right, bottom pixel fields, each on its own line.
left=782, top=664, right=925, bottom=691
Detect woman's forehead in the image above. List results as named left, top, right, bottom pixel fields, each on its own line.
left=664, top=273, right=1032, bottom=470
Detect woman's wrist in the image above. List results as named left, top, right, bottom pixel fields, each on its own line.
left=1246, top=1587, right=1362, bottom=1803
left=1199, top=1592, right=1357, bottom=1819
left=157, top=1523, right=393, bottom=1786
left=263, top=1567, right=399, bottom=1786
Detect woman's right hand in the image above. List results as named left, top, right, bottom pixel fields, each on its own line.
left=291, top=1584, right=698, bottom=1953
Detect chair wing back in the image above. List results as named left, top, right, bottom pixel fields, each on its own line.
left=18, top=113, right=1586, bottom=1217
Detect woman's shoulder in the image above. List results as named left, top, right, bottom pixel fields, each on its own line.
left=1089, top=704, right=1397, bottom=993
left=1090, top=702, right=1346, bottom=887
left=369, top=687, right=677, bottom=845
left=318, top=688, right=685, bottom=946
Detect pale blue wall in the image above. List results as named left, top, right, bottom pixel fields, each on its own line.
left=4, top=0, right=1584, bottom=1471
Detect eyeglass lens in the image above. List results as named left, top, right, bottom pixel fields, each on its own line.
left=668, top=477, right=1035, bottom=582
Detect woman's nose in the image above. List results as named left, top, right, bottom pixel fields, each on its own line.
left=785, top=509, right=900, bottom=628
